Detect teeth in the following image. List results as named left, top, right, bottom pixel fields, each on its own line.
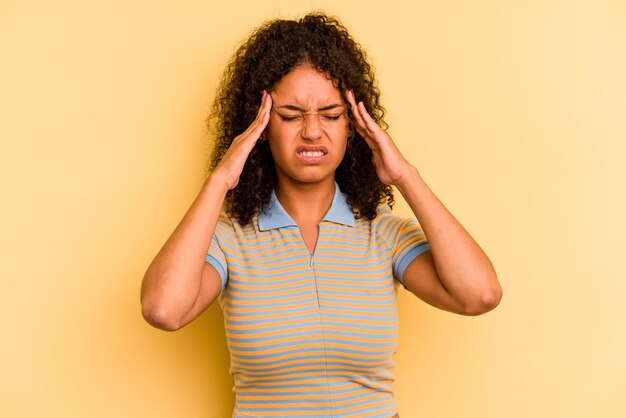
left=300, top=150, right=324, bottom=157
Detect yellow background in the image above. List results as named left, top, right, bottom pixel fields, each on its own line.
left=2, top=0, right=625, bottom=417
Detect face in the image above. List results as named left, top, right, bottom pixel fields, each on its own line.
left=267, top=64, right=350, bottom=188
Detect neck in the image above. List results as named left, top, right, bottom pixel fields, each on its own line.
left=275, top=178, right=336, bottom=226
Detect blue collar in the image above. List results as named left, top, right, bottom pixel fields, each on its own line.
left=258, top=183, right=355, bottom=231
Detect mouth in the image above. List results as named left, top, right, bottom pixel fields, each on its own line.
left=296, top=146, right=327, bottom=163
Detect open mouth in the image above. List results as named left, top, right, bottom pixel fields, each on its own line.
left=298, top=150, right=326, bottom=157
left=297, top=146, right=327, bottom=163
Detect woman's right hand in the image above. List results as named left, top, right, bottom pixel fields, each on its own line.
left=212, top=90, right=272, bottom=190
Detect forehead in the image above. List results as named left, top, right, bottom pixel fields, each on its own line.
left=271, top=65, right=342, bottom=105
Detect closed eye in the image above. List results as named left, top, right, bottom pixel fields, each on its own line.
left=273, top=109, right=346, bottom=122
left=278, top=115, right=300, bottom=122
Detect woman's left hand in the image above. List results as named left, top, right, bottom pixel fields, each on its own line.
left=346, top=90, right=415, bottom=186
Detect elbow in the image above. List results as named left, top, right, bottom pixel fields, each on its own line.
left=140, top=269, right=187, bottom=331
left=141, top=301, right=184, bottom=332
left=462, top=281, right=503, bottom=316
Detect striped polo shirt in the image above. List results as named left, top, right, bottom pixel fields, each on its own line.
left=205, top=184, right=430, bottom=418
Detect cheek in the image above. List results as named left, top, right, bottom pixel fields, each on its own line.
left=339, top=138, right=348, bottom=158
left=328, top=132, right=349, bottom=161
left=266, top=131, right=290, bottom=165
left=266, top=119, right=278, bottom=140
left=266, top=124, right=284, bottom=154
left=329, top=122, right=350, bottom=145
left=267, top=119, right=296, bottom=143
left=337, top=118, right=351, bottom=138
left=267, top=136, right=280, bottom=160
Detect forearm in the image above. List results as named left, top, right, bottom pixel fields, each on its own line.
left=140, top=174, right=228, bottom=329
left=395, top=167, right=501, bottom=311
left=140, top=91, right=271, bottom=329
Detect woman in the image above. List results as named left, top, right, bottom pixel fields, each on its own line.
left=141, top=13, right=502, bottom=417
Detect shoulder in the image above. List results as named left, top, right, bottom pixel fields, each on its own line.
left=214, top=208, right=234, bottom=234
left=369, top=205, right=427, bottom=248
left=371, top=205, right=412, bottom=232
left=213, top=208, right=254, bottom=238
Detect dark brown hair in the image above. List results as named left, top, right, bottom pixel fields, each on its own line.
left=207, top=12, right=394, bottom=225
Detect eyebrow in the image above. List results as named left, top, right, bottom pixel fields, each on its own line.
left=275, top=103, right=344, bottom=112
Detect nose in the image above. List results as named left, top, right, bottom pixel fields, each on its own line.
left=301, top=114, right=323, bottom=141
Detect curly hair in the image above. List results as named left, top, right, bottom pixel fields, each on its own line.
left=207, top=12, right=394, bottom=226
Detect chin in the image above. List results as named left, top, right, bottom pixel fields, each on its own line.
left=278, top=167, right=337, bottom=185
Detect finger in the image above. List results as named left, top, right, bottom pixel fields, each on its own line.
left=356, top=101, right=404, bottom=160
left=255, top=93, right=272, bottom=137
left=346, top=90, right=368, bottom=135
left=237, top=92, right=272, bottom=144
left=240, top=111, right=269, bottom=150
left=346, top=91, right=382, bottom=151
left=357, top=101, right=382, bottom=135
left=251, top=92, right=271, bottom=135
left=256, top=91, right=272, bottom=130
left=347, top=93, right=382, bottom=151
left=249, top=91, right=271, bottom=133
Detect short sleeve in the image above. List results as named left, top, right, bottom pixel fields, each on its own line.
left=392, top=218, right=430, bottom=284
left=204, top=211, right=231, bottom=291
left=374, top=206, right=430, bottom=285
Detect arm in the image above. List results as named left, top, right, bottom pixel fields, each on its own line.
left=140, top=91, right=273, bottom=330
left=346, top=90, right=501, bottom=315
